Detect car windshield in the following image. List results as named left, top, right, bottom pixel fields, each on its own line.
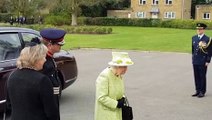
left=0, top=33, right=21, bottom=61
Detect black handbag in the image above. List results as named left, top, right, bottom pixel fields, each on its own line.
left=122, top=97, right=133, bottom=120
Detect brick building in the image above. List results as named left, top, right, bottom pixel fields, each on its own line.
left=107, top=0, right=212, bottom=21
left=131, top=0, right=191, bottom=19
left=195, top=4, right=212, bottom=20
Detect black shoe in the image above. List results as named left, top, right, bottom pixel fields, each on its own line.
left=192, top=92, right=199, bottom=97
left=197, top=93, right=205, bottom=98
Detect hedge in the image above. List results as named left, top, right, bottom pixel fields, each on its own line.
left=0, top=23, right=113, bottom=34
left=44, top=15, right=71, bottom=26
left=83, top=17, right=161, bottom=27
left=82, top=17, right=212, bottom=29
left=0, top=13, right=13, bottom=22
left=3, top=13, right=212, bottom=30
left=62, top=26, right=113, bottom=34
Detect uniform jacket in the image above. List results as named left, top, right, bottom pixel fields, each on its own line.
left=95, top=67, right=125, bottom=120
left=192, top=34, right=211, bottom=65
left=42, top=54, right=61, bottom=119
left=42, top=55, right=60, bottom=88
left=7, top=68, right=59, bottom=120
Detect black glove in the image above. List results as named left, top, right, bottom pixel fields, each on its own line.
left=117, top=97, right=125, bottom=108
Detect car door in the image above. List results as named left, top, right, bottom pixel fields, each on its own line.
left=0, top=33, right=22, bottom=112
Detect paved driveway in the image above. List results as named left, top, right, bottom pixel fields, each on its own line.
left=60, top=49, right=212, bottom=120
left=2, top=49, right=212, bottom=120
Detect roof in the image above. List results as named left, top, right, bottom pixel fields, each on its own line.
left=0, top=27, right=39, bottom=34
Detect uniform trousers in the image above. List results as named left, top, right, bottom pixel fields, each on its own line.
left=193, top=65, right=207, bottom=94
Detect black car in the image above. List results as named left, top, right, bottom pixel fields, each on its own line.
left=0, top=27, right=78, bottom=112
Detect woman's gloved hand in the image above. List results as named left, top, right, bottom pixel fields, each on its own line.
left=117, top=97, right=125, bottom=108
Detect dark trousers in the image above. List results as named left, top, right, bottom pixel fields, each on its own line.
left=193, top=65, right=207, bottom=94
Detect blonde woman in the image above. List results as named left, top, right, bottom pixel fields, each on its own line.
left=95, top=52, right=134, bottom=120
left=7, top=39, right=59, bottom=120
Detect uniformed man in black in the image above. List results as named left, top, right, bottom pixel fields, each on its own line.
left=40, top=28, right=66, bottom=119
left=192, top=23, right=211, bottom=98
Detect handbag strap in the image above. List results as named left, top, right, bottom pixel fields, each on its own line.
left=124, top=96, right=130, bottom=106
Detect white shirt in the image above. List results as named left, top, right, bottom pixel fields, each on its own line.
left=198, top=34, right=204, bottom=40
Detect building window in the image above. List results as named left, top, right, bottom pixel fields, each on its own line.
left=196, top=6, right=200, bottom=9
left=137, top=12, right=146, bottom=18
left=152, top=0, right=159, bottom=5
left=139, top=0, right=146, bottom=5
left=165, top=0, right=172, bottom=5
left=164, top=12, right=175, bottom=19
left=203, top=13, right=210, bottom=19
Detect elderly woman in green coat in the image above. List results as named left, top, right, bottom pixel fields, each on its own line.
left=95, top=52, right=134, bottom=120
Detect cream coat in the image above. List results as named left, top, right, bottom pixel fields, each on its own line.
left=95, top=67, right=125, bottom=120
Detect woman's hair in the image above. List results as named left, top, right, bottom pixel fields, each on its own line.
left=16, top=44, right=47, bottom=69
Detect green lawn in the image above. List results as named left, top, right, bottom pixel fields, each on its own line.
left=62, top=26, right=212, bottom=53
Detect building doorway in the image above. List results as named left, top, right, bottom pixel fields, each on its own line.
left=151, top=13, right=158, bottom=18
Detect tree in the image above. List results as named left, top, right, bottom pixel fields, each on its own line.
left=191, top=0, right=210, bottom=19
left=0, top=0, right=10, bottom=13
left=0, top=0, right=5, bottom=12
left=64, top=0, right=100, bottom=26
left=52, top=0, right=122, bottom=26
left=80, top=0, right=130, bottom=17
left=8, top=0, right=48, bottom=17
left=192, top=0, right=212, bottom=4
left=205, top=0, right=212, bottom=3
left=193, top=0, right=204, bottom=3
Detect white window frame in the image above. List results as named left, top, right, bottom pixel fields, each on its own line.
left=164, top=12, right=176, bottom=19
left=139, top=0, right=146, bottom=5
left=165, top=0, right=172, bottom=5
left=152, top=0, right=159, bottom=5
left=137, top=12, right=146, bottom=18
left=203, top=13, right=210, bottom=19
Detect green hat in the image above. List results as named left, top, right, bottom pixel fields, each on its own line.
left=108, top=52, right=134, bottom=66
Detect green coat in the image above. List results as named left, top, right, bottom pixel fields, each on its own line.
left=95, top=67, right=125, bottom=120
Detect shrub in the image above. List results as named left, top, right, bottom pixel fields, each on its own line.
left=107, top=28, right=113, bottom=34
left=44, top=15, right=70, bottom=26
left=59, top=26, right=112, bottom=34
left=83, top=17, right=212, bottom=29
left=77, top=17, right=87, bottom=25
left=84, top=17, right=162, bottom=27
left=0, top=13, right=13, bottom=23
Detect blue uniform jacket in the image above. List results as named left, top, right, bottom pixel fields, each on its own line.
left=192, top=34, right=211, bottom=65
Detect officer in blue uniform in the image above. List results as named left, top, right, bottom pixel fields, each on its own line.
left=192, top=23, right=211, bottom=98
left=40, top=28, right=66, bottom=119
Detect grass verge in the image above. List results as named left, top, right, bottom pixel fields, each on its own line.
left=63, top=26, right=212, bottom=53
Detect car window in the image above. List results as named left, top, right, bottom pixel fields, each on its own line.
left=0, top=33, right=21, bottom=61
left=21, top=33, right=41, bottom=45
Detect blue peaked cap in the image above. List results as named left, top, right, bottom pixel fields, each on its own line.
left=40, top=28, right=66, bottom=45
left=196, top=23, right=207, bottom=29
